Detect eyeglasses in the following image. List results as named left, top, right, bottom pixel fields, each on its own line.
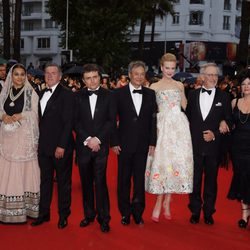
left=203, top=73, right=219, bottom=78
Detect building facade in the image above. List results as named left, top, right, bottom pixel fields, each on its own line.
left=0, top=0, right=62, bottom=68
left=21, top=0, right=62, bottom=68
left=0, top=0, right=248, bottom=70
left=129, top=0, right=245, bottom=72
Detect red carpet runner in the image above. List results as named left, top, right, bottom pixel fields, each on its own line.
left=1, top=152, right=250, bottom=250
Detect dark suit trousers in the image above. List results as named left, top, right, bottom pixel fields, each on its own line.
left=117, top=152, right=147, bottom=218
left=78, top=153, right=110, bottom=224
left=189, top=154, right=219, bottom=216
left=38, top=149, right=73, bottom=218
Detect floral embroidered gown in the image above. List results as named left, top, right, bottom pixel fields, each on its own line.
left=145, top=89, right=193, bottom=194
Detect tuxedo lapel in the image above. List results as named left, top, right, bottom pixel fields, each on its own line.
left=124, top=85, right=139, bottom=116
left=204, top=88, right=219, bottom=121
left=196, top=89, right=203, bottom=121
left=38, top=90, right=45, bottom=119
left=93, top=87, right=103, bottom=120
left=138, top=87, right=146, bottom=118
left=82, top=89, right=93, bottom=120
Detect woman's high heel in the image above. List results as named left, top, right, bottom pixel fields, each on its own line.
left=238, top=217, right=250, bottom=228
left=151, top=216, right=160, bottom=223
left=238, top=208, right=250, bottom=229
left=163, top=195, right=172, bottom=220
left=151, top=203, right=161, bottom=223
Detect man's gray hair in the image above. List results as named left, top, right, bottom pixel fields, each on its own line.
left=200, top=62, right=219, bottom=74
left=44, top=62, right=62, bottom=75
left=128, top=61, right=147, bottom=73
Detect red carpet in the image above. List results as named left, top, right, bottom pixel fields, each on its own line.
left=1, top=152, right=250, bottom=250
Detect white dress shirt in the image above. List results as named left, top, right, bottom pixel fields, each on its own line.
left=199, top=87, right=216, bottom=120
left=40, top=83, right=59, bottom=115
left=83, top=87, right=101, bottom=146
left=88, top=87, right=100, bottom=118
left=129, top=83, right=142, bottom=116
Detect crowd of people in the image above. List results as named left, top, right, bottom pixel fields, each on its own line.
left=0, top=54, right=249, bottom=234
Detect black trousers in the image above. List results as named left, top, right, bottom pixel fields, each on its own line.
left=117, top=152, right=147, bottom=219
left=189, top=154, right=220, bottom=217
left=78, top=153, right=110, bottom=224
left=38, top=149, right=73, bottom=219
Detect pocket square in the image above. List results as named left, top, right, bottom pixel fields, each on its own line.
left=215, top=102, right=222, bottom=107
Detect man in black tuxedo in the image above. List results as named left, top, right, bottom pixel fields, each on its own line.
left=31, top=63, right=75, bottom=229
left=111, top=61, right=157, bottom=225
left=74, top=64, right=115, bottom=233
left=186, top=63, right=232, bottom=225
left=0, top=63, right=7, bottom=93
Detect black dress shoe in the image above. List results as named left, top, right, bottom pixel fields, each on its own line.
left=31, top=215, right=50, bottom=227
left=100, top=222, right=110, bottom=233
left=80, top=218, right=95, bottom=227
left=189, top=214, right=200, bottom=224
left=121, top=216, right=130, bottom=225
left=133, top=216, right=144, bottom=225
left=204, top=215, right=214, bottom=225
left=58, top=217, right=68, bottom=229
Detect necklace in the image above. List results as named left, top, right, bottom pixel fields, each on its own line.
left=9, top=86, right=25, bottom=107
left=238, top=110, right=249, bottom=124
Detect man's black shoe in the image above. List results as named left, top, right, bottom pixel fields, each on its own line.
left=31, top=215, right=50, bottom=227
left=204, top=215, right=214, bottom=225
left=79, top=217, right=95, bottom=227
left=133, top=216, right=144, bottom=225
left=100, top=222, right=110, bottom=233
left=189, top=214, right=200, bottom=224
left=121, top=216, right=130, bottom=225
left=58, top=217, right=68, bottom=229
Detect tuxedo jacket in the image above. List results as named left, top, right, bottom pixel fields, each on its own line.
left=38, top=84, right=75, bottom=156
left=74, top=87, right=115, bottom=157
left=110, top=84, right=157, bottom=154
left=186, top=88, right=232, bottom=157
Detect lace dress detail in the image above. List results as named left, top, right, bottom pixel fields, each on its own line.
left=0, top=65, right=40, bottom=223
left=145, top=89, right=193, bottom=194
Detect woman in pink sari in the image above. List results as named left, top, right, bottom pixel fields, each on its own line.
left=0, top=64, right=40, bottom=223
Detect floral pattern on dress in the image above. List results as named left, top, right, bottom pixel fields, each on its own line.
left=145, top=89, right=193, bottom=194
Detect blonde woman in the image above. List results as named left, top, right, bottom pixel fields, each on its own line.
left=145, top=53, right=193, bottom=222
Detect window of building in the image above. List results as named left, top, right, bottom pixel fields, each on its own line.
left=224, top=0, right=231, bottom=10
left=23, top=20, right=34, bottom=31
left=20, top=39, right=24, bottom=49
left=37, top=38, right=50, bottom=49
left=189, top=11, right=203, bottom=25
left=45, top=19, right=53, bottom=29
left=172, top=0, right=180, bottom=3
left=44, top=1, right=49, bottom=12
left=190, top=0, right=204, bottom=4
left=172, top=12, right=180, bottom=24
left=235, top=16, right=241, bottom=25
left=22, top=3, right=33, bottom=16
left=223, top=16, right=230, bottom=30
left=236, top=0, right=242, bottom=10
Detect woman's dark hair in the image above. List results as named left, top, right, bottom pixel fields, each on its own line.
left=237, top=68, right=250, bottom=85
left=12, top=63, right=26, bottom=73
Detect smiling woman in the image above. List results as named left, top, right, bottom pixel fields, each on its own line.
left=0, top=64, right=40, bottom=223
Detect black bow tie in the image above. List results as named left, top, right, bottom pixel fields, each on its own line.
left=87, top=89, right=99, bottom=96
left=45, top=88, right=52, bottom=93
left=133, top=89, right=142, bottom=94
left=201, top=88, right=212, bottom=95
